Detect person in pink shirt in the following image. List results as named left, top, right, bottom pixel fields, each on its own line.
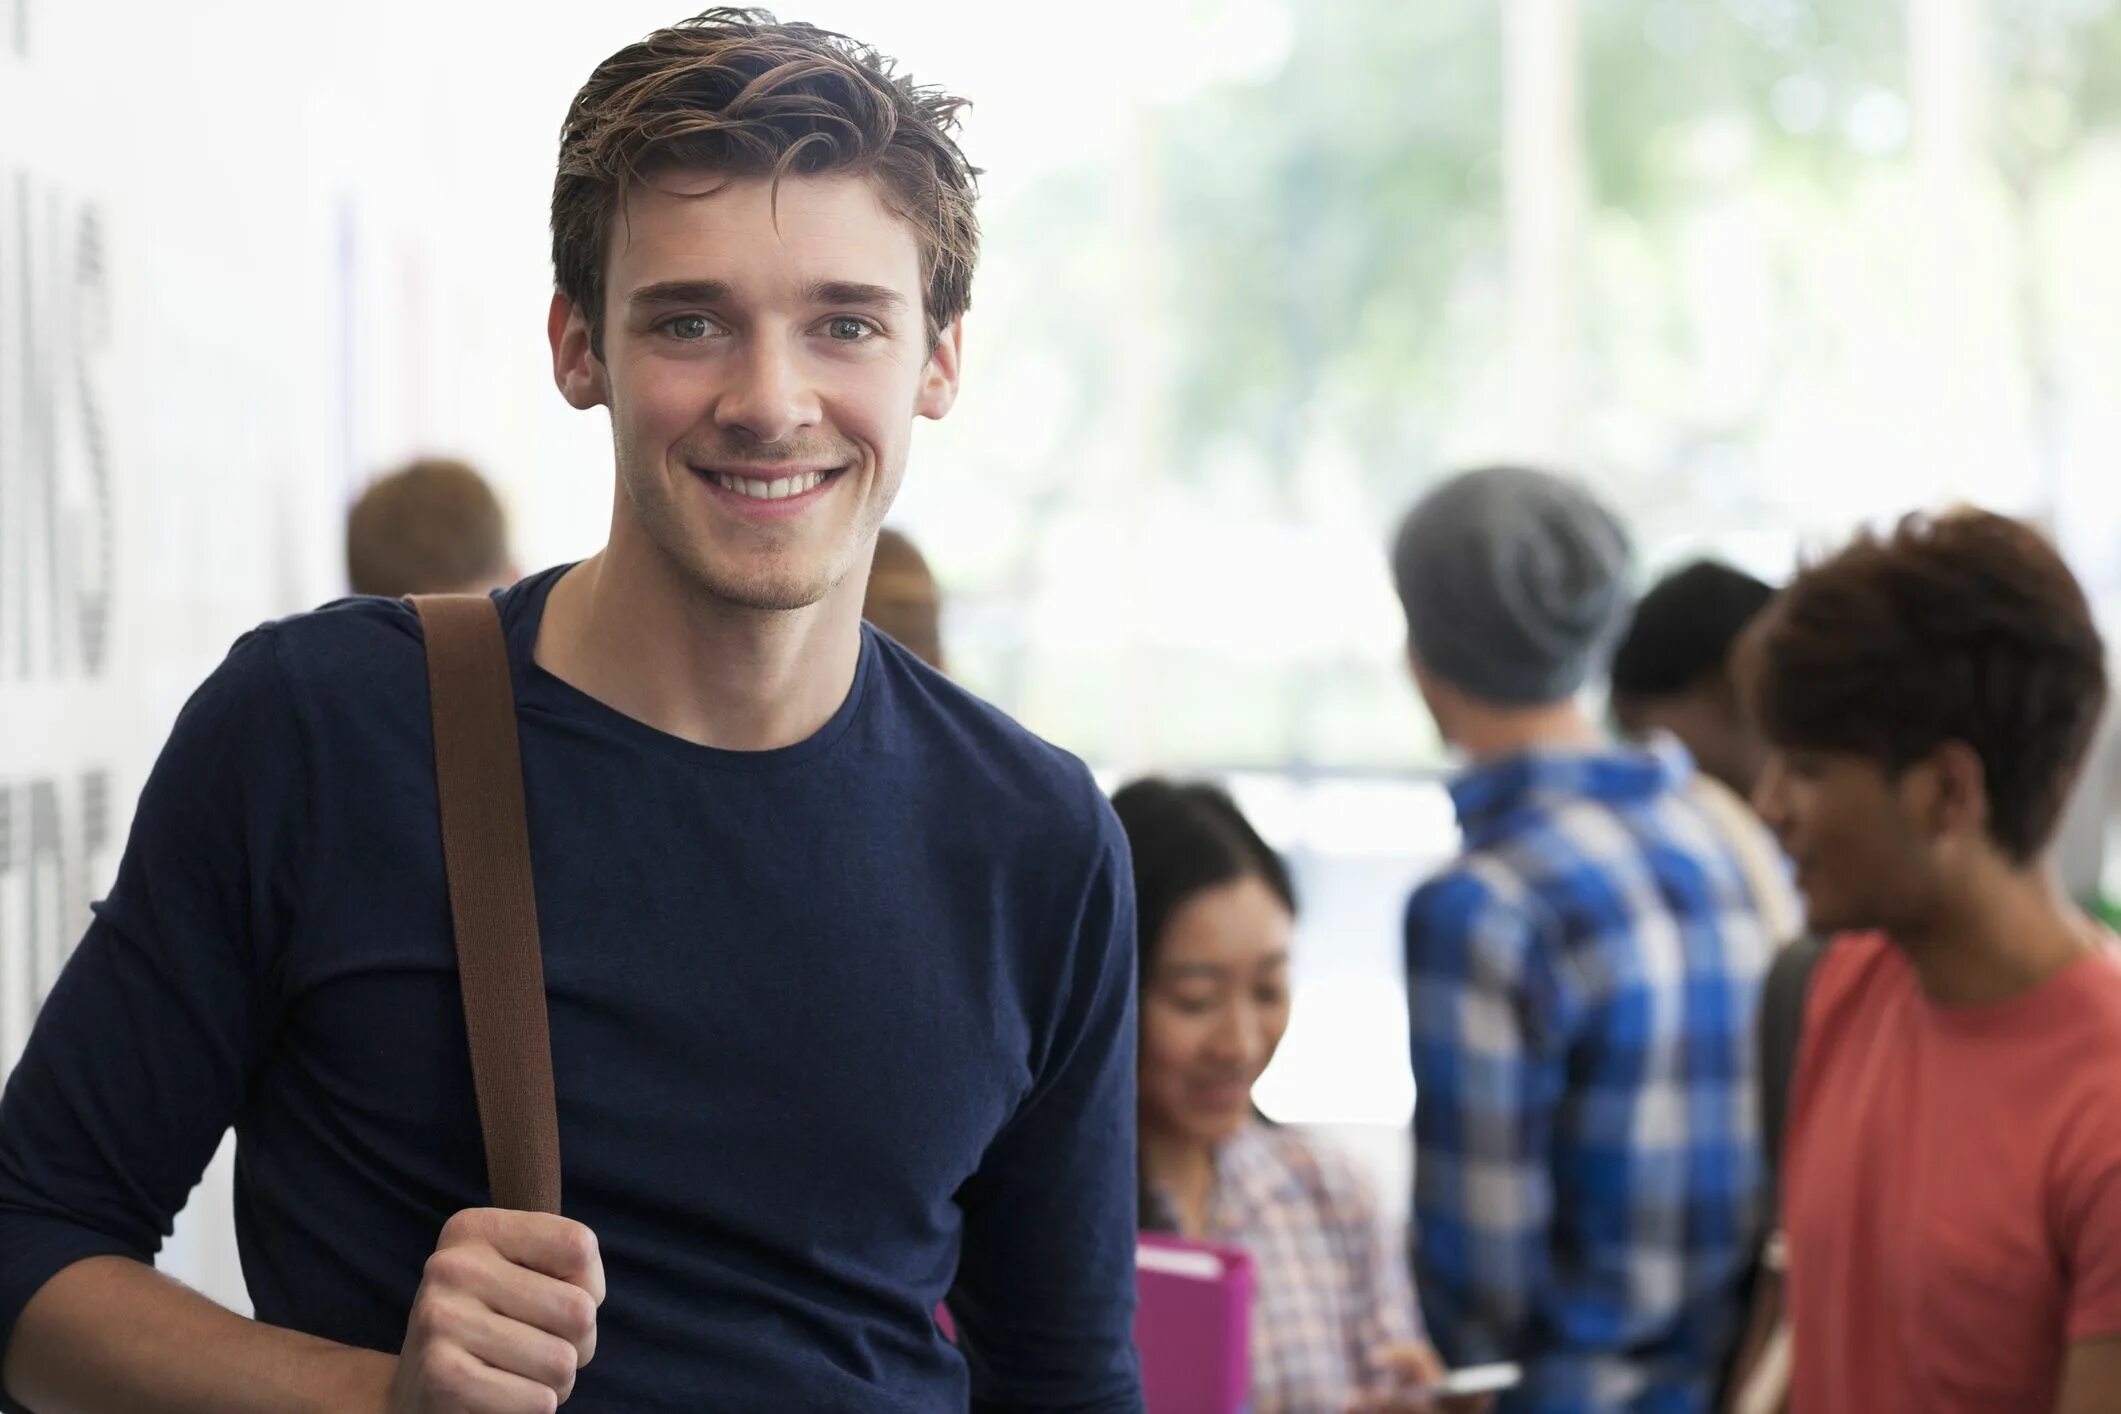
left=1748, top=509, right=2121, bottom=1413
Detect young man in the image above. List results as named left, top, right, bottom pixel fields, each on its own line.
left=1752, top=510, right=2121, bottom=1412
left=0, top=13, right=1143, bottom=1413
left=1609, top=559, right=1776, bottom=801
left=1389, top=467, right=1774, bottom=1412
left=1610, top=560, right=1801, bottom=944
left=347, top=456, right=522, bottom=600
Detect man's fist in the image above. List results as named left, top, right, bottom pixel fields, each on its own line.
left=388, top=1209, right=606, bottom=1413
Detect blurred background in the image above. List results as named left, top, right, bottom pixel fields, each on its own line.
left=5, top=0, right=2121, bottom=1308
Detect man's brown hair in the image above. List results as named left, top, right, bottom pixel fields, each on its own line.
left=1754, top=509, right=2108, bottom=862
left=346, top=458, right=513, bottom=599
left=552, top=7, right=980, bottom=358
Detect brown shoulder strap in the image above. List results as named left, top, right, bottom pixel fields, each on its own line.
left=411, top=593, right=563, bottom=1215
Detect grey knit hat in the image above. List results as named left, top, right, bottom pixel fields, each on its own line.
left=1389, top=465, right=1633, bottom=706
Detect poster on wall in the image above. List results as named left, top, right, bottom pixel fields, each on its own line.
left=0, top=16, right=122, bottom=1074
left=0, top=0, right=358, bottom=1076
left=0, top=0, right=349, bottom=1313
left=0, top=0, right=579, bottom=1313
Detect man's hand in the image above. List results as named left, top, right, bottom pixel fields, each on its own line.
left=388, top=1208, right=606, bottom=1413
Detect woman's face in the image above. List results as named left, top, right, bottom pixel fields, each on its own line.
left=1138, top=875, right=1294, bottom=1147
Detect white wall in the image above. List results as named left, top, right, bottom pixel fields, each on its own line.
left=0, top=0, right=694, bottom=1312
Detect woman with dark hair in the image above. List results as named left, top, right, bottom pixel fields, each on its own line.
left=1112, top=779, right=1485, bottom=1414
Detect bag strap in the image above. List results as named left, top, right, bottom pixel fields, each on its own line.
left=412, top=593, right=563, bottom=1215
left=1758, top=933, right=1828, bottom=1198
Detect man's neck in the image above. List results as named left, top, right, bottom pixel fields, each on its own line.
left=1894, top=861, right=2097, bottom=1008
left=1454, top=700, right=1604, bottom=765
left=534, top=540, right=867, bottom=753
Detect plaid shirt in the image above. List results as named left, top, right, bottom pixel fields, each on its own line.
left=1191, top=1123, right=1424, bottom=1414
left=1405, top=742, right=1772, bottom=1412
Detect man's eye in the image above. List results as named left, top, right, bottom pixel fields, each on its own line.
left=664, top=315, right=713, bottom=341
left=825, top=317, right=876, bottom=342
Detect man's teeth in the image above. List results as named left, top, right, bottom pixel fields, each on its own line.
left=713, top=470, right=828, bottom=500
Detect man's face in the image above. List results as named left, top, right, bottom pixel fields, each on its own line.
left=1753, top=746, right=1942, bottom=935
left=553, top=172, right=960, bottom=611
left=1615, top=685, right=1768, bottom=799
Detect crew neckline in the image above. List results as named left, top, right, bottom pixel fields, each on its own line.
left=497, top=563, right=874, bottom=773
left=1889, top=935, right=2121, bottom=1037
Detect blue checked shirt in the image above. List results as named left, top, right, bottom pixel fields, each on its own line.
left=1405, top=742, right=1774, bottom=1413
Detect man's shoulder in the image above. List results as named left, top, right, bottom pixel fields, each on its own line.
left=1452, top=775, right=1775, bottom=929
left=1803, top=932, right=1906, bottom=1022
left=1408, top=853, right=1536, bottom=924
left=2040, top=950, right=2121, bottom=1083
left=863, top=627, right=1113, bottom=851
left=257, top=592, right=429, bottom=686
left=174, top=595, right=428, bottom=740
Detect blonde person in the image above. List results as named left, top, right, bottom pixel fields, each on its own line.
left=1112, top=778, right=1488, bottom=1414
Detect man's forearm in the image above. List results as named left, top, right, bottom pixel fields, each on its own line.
left=2, top=1255, right=394, bottom=1414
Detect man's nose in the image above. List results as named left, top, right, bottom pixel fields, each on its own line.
left=713, top=331, right=821, bottom=444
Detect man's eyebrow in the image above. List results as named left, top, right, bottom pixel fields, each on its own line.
left=626, top=280, right=730, bottom=310
left=804, top=280, right=909, bottom=313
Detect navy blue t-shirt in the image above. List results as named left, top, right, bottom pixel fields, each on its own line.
left=0, top=567, right=1144, bottom=1411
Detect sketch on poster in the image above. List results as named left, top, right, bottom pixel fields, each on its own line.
left=0, top=166, right=119, bottom=1070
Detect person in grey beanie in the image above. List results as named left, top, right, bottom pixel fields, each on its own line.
left=1389, top=467, right=1775, bottom=1413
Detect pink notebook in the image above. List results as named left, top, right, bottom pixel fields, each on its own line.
left=1134, top=1232, right=1255, bottom=1413
left=936, top=1234, right=1255, bottom=1413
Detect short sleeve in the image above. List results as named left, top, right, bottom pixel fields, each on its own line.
left=2063, top=1144, right=2121, bottom=1340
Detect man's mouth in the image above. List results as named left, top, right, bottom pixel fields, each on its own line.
left=695, top=465, right=844, bottom=501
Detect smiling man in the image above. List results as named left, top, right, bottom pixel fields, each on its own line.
left=0, top=11, right=1143, bottom=1412
left=1754, top=510, right=2121, bottom=1413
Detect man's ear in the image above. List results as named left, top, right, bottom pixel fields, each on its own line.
left=916, top=316, right=964, bottom=421
left=1916, top=740, right=1990, bottom=844
left=549, top=291, right=610, bottom=410
left=1408, top=650, right=1457, bottom=747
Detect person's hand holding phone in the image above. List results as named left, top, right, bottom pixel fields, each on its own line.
left=1347, top=1340, right=1510, bottom=1413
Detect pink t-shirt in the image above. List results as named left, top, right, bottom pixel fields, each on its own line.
left=1784, top=933, right=2121, bottom=1412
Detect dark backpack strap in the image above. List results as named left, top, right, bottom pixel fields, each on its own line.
left=412, top=593, right=562, bottom=1215
left=1759, top=934, right=1829, bottom=1200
